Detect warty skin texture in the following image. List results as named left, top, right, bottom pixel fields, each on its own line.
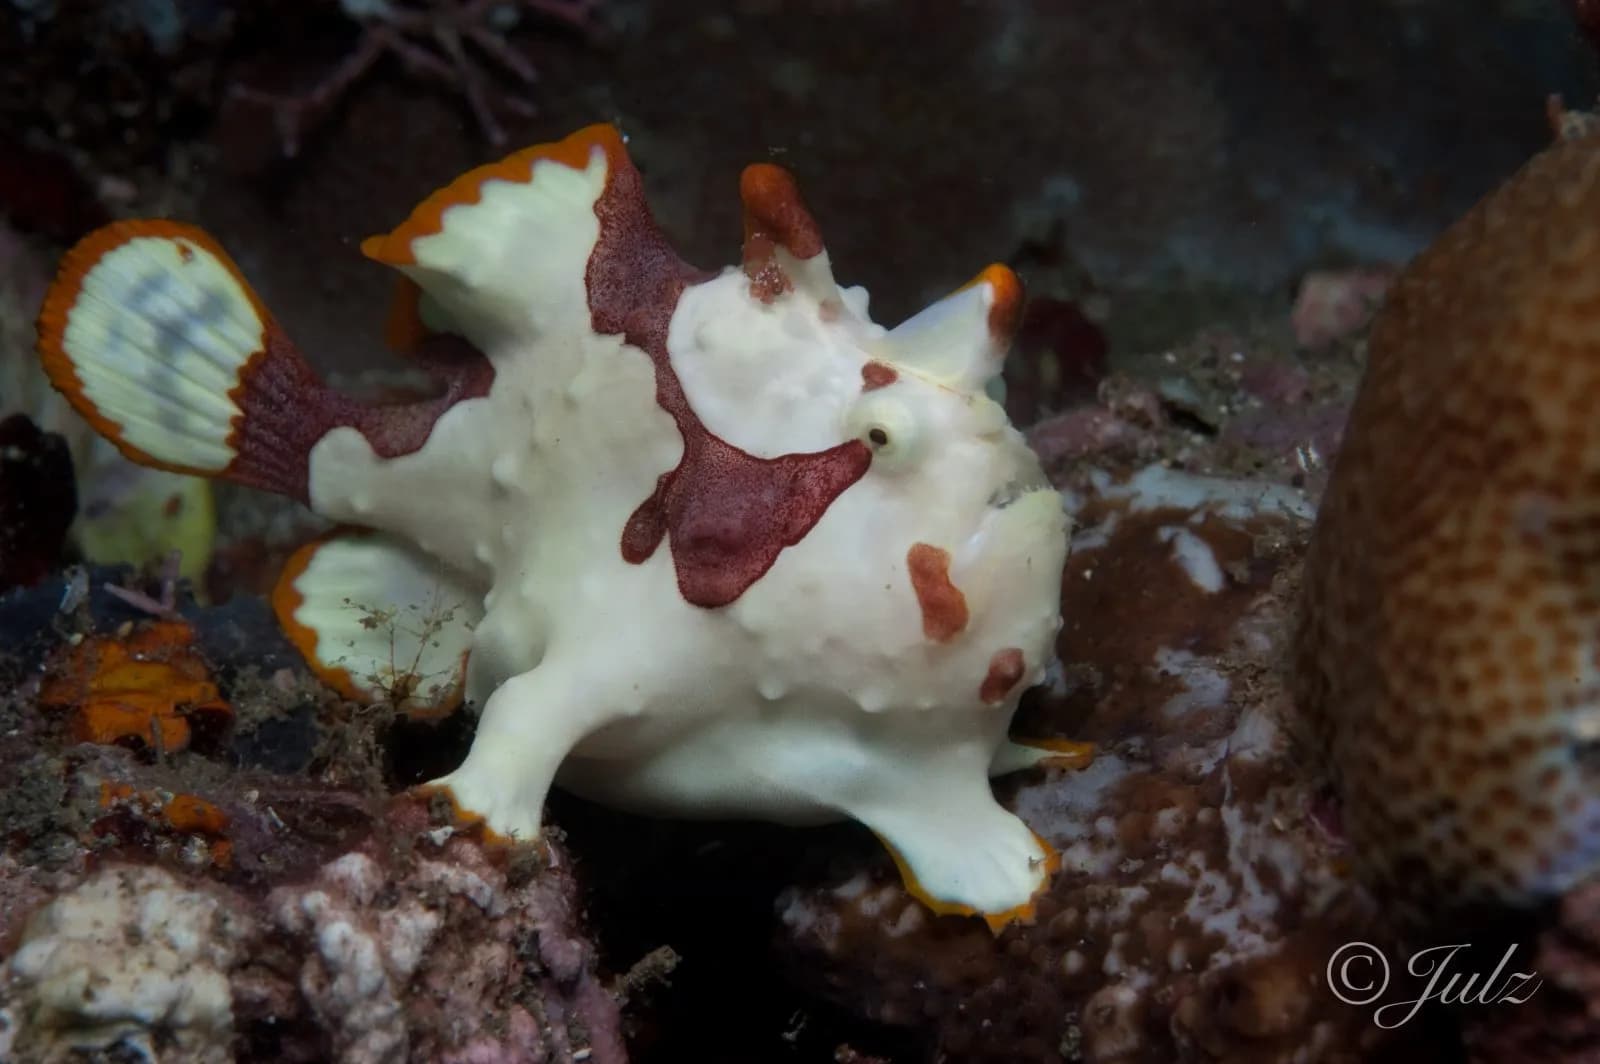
left=36, top=125, right=1086, bottom=926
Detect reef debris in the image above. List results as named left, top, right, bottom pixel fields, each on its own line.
left=1289, top=268, right=1395, bottom=352
left=0, top=827, right=625, bottom=1063
left=0, top=580, right=627, bottom=1063
left=37, top=618, right=233, bottom=755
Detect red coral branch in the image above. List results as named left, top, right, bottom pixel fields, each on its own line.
left=229, top=0, right=601, bottom=158
left=1573, top=0, right=1600, bottom=54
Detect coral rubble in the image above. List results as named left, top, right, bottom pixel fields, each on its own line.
left=0, top=585, right=626, bottom=1063
left=2, top=834, right=625, bottom=1063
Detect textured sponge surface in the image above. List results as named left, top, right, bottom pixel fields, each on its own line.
left=1296, top=132, right=1600, bottom=906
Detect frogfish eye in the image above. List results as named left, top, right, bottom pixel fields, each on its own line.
left=847, top=394, right=922, bottom=473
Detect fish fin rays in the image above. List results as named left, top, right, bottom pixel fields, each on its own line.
left=273, top=528, right=482, bottom=718
left=36, top=219, right=334, bottom=499
left=361, top=124, right=632, bottom=352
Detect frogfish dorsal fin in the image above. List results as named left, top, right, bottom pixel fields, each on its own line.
left=875, top=264, right=1024, bottom=394
left=361, top=124, right=652, bottom=353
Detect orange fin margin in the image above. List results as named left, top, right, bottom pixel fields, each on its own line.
left=272, top=532, right=366, bottom=704
left=384, top=276, right=429, bottom=355
left=35, top=219, right=273, bottom=478
left=958, top=263, right=1024, bottom=345
left=361, top=123, right=629, bottom=267
left=271, top=529, right=475, bottom=718
left=1012, top=736, right=1096, bottom=771
left=878, top=831, right=1061, bottom=935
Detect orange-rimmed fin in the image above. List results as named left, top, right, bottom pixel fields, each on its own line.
left=876, top=262, right=1025, bottom=394
left=35, top=219, right=339, bottom=500
left=272, top=528, right=482, bottom=718
left=356, top=124, right=641, bottom=356
left=360, top=123, right=628, bottom=268
left=961, top=263, right=1024, bottom=346
left=37, top=220, right=267, bottom=477
left=1010, top=736, right=1096, bottom=770
left=878, top=830, right=1062, bottom=935
left=411, top=782, right=522, bottom=849
left=273, top=532, right=364, bottom=704
left=990, top=735, right=1096, bottom=777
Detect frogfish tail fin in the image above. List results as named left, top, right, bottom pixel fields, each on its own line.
left=36, top=219, right=338, bottom=502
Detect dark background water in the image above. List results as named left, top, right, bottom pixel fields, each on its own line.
left=4, top=0, right=1592, bottom=373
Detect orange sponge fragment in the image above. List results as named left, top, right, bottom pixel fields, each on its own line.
left=41, top=620, right=232, bottom=754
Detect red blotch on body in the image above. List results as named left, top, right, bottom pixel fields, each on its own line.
left=907, top=543, right=969, bottom=642
left=589, top=141, right=870, bottom=608
left=861, top=361, right=898, bottom=391
left=980, top=647, right=1025, bottom=704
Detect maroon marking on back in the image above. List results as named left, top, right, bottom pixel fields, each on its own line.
left=980, top=647, right=1025, bottom=704
left=222, top=323, right=494, bottom=502
left=861, top=361, right=898, bottom=391
left=589, top=150, right=871, bottom=608
left=349, top=334, right=494, bottom=457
